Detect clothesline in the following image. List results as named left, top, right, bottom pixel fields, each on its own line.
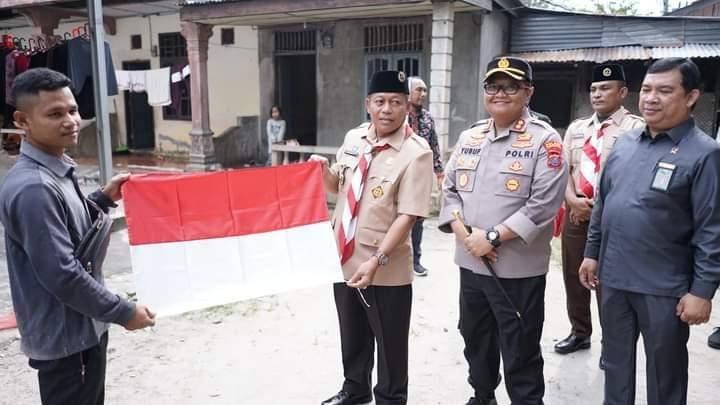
left=115, top=64, right=190, bottom=108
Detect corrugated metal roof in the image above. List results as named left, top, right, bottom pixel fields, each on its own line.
left=514, top=44, right=720, bottom=63
left=511, top=11, right=720, bottom=53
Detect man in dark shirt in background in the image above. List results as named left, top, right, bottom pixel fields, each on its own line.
left=579, top=58, right=720, bottom=405
left=407, top=76, right=443, bottom=277
left=0, top=68, right=155, bottom=405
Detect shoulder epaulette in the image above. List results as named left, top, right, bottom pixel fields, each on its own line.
left=470, top=119, right=489, bottom=129
left=410, top=134, right=431, bottom=150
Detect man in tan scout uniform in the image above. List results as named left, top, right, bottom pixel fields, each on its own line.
left=311, top=70, right=433, bottom=405
left=555, top=64, right=644, bottom=361
left=439, top=56, right=567, bottom=405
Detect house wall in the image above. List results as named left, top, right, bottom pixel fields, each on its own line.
left=1, top=14, right=260, bottom=157
left=257, top=11, right=507, bottom=151
left=447, top=12, right=481, bottom=147
left=259, top=17, right=433, bottom=149
left=315, top=19, right=369, bottom=147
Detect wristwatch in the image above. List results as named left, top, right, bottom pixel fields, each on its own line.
left=486, top=228, right=501, bottom=248
left=372, top=250, right=390, bottom=266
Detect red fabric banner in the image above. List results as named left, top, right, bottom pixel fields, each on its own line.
left=123, top=162, right=329, bottom=246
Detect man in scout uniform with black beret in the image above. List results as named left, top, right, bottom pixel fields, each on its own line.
left=439, top=56, right=567, bottom=405
left=555, top=64, right=644, bottom=361
left=310, top=70, right=433, bottom=405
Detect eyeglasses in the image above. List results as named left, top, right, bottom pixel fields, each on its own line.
left=483, top=83, right=527, bottom=95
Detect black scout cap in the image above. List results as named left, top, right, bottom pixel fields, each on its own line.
left=592, top=63, right=626, bottom=83
left=484, top=56, right=533, bottom=83
left=368, top=70, right=409, bottom=95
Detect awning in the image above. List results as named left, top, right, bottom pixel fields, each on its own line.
left=514, top=44, right=720, bottom=63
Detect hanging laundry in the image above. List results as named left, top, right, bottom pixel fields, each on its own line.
left=5, top=50, right=29, bottom=105
left=169, top=63, right=189, bottom=112
left=145, top=67, right=171, bottom=107
left=170, top=64, right=190, bottom=83
left=66, top=37, right=118, bottom=119
left=115, top=70, right=146, bottom=92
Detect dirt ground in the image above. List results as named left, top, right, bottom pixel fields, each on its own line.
left=1, top=219, right=719, bottom=405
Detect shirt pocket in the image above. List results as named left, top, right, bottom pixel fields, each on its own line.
left=643, top=163, right=691, bottom=204
left=455, top=155, right=481, bottom=192
left=495, top=157, right=534, bottom=199
left=357, top=227, right=386, bottom=249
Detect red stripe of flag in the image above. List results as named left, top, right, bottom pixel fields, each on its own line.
left=122, top=162, right=329, bottom=246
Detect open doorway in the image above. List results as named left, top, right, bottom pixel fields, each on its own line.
left=122, top=60, right=155, bottom=150
left=275, top=54, right=317, bottom=146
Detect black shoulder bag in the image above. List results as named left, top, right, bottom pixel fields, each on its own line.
left=66, top=198, right=114, bottom=274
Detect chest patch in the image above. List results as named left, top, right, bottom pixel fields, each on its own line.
left=505, top=150, right=535, bottom=159
left=508, top=161, right=523, bottom=172
left=371, top=185, right=384, bottom=199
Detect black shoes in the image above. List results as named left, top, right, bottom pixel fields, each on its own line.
left=709, top=327, right=720, bottom=350
left=414, top=263, right=429, bottom=277
left=554, top=334, right=591, bottom=354
left=321, top=390, right=372, bottom=405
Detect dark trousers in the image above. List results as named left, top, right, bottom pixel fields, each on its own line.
left=411, top=218, right=424, bottom=266
left=561, top=214, right=601, bottom=337
left=601, top=286, right=689, bottom=405
left=333, top=282, right=412, bottom=405
left=459, top=269, right=545, bottom=405
left=29, top=332, right=109, bottom=405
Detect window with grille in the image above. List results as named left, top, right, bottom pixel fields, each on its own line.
left=158, top=33, right=191, bottom=121
left=363, top=23, right=424, bottom=103
left=364, top=23, right=423, bottom=53
left=274, top=30, right=316, bottom=53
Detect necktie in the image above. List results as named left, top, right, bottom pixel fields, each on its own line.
left=337, top=125, right=413, bottom=264
left=579, top=122, right=611, bottom=199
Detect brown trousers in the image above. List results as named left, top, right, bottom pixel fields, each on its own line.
left=560, top=211, right=601, bottom=338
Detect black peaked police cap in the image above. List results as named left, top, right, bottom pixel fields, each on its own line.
left=484, top=56, right=533, bottom=83
left=592, top=63, right=626, bottom=83
left=368, top=70, right=409, bottom=95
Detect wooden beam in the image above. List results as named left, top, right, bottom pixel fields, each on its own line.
left=181, top=0, right=426, bottom=22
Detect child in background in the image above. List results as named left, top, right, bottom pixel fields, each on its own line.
left=266, top=105, right=286, bottom=165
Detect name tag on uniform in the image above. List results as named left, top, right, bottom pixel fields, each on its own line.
left=651, top=162, right=676, bottom=192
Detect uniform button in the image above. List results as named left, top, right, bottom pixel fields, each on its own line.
left=373, top=239, right=379, bottom=246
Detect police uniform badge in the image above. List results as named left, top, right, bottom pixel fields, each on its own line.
left=511, top=132, right=533, bottom=149
left=371, top=185, right=384, bottom=199
left=543, top=140, right=563, bottom=169
left=602, top=67, right=612, bottom=77
left=498, top=58, right=510, bottom=69
left=651, top=162, right=676, bottom=192
left=505, top=178, right=520, bottom=192
left=509, top=161, right=523, bottom=172
left=459, top=173, right=470, bottom=188
left=513, top=119, right=526, bottom=131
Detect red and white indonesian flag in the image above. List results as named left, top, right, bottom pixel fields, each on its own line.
left=122, top=162, right=343, bottom=316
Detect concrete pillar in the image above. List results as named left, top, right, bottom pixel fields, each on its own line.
left=181, top=22, right=220, bottom=171
left=476, top=11, right=510, bottom=120
left=429, top=0, right=454, bottom=159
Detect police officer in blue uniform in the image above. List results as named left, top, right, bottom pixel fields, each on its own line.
left=580, top=58, right=720, bottom=405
